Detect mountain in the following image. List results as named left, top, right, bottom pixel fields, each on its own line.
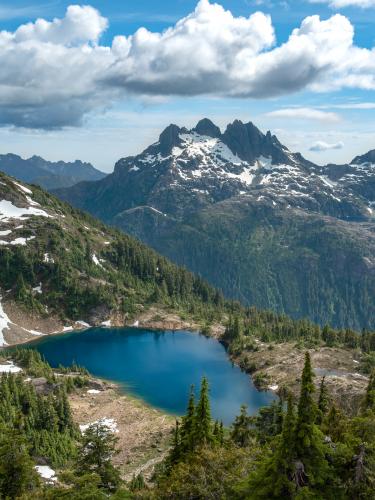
left=54, top=119, right=375, bottom=329
left=0, top=153, right=106, bottom=190
left=0, top=170, right=224, bottom=346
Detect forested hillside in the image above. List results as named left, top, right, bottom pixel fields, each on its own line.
left=0, top=171, right=223, bottom=345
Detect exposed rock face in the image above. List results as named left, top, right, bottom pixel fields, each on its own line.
left=53, top=119, right=375, bottom=329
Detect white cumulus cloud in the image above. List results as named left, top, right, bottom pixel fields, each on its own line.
left=309, top=140, right=345, bottom=151
left=0, top=0, right=374, bottom=129
left=265, top=107, right=341, bottom=122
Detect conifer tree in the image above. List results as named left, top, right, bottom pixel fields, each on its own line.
left=168, top=420, right=182, bottom=467
left=194, top=377, right=213, bottom=446
left=272, top=394, right=297, bottom=497
left=322, top=404, right=347, bottom=443
left=231, top=405, right=252, bottom=447
left=0, top=428, right=40, bottom=499
left=180, top=385, right=196, bottom=453
left=294, top=352, right=330, bottom=492
left=243, top=395, right=297, bottom=499
left=77, top=421, right=121, bottom=492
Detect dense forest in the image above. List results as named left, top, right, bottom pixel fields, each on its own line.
left=1, top=351, right=375, bottom=499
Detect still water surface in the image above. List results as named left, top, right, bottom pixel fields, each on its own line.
left=29, top=328, right=275, bottom=425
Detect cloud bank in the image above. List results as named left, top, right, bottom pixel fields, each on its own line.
left=0, top=0, right=374, bottom=128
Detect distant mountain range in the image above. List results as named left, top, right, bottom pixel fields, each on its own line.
left=53, top=119, right=375, bottom=329
left=0, top=153, right=106, bottom=190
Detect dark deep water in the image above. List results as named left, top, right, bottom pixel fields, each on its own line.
left=27, top=327, right=275, bottom=425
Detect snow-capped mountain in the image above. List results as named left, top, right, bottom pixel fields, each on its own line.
left=59, top=118, right=371, bottom=222
left=54, top=119, right=375, bottom=329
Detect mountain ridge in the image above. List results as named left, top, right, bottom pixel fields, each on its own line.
left=0, top=153, right=106, bottom=190
left=53, top=118, right=375, bottom=329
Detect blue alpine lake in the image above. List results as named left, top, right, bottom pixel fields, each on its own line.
left=26, top=327, right=275, bottom=425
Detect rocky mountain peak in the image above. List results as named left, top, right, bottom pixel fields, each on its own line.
left=221, top=120, right=290, bottom=164
left=193, top=118, right=222, bottom=139
left=158, top=124, right=183, bottom=155
left=352, top=149, right=375, bottom=165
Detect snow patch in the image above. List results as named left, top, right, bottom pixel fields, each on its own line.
left=0, top=236, right=35, bottom=246
left=0, top=230, right=11, bottom=236
left=269, top=384, right=279, bottom=391
left=0, top=362, right=22, bottom=373
left=43, top=253, right=55, bottom=264
left=80, top=417, right=118, bottom=434
left=13, top=181, right=32, bottom=195
left=35, top=465, right=56, bottom=482
left=92, top=253, right=104, bottom=268
left=0, top=200, right=51, bottom=222
left=87, top=389, right=101, bottom=394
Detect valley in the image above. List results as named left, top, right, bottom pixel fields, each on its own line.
left=1, top=170, right=375, bottom=498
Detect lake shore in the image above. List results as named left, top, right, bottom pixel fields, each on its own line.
left=2, top=301, right=367, bottom=415
left=0, top=301, right=224, bottom=347
left=69, top=381, right=174, bottom=481
left=232, top=341, right=369, bottom=414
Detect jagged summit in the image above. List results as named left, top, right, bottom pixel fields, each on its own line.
left=150, top=118, right=293, bottom=166
left=193, top=118, right=221, bottom=138
left=56, top=118, right=374, bottom=223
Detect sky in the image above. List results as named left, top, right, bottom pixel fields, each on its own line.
left=0, top=0, right=374, bottom=172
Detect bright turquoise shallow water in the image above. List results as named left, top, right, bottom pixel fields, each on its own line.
left=28, top=328, right=275, bottom=425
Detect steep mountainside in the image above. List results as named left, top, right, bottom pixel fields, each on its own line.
left=0, top=153, right=106, bottom=190
left=0, top=171, right=224, bottom=346
left=54, top=119, right=375, bottom=329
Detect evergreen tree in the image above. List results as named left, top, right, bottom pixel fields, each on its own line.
left=194, top=377, right=213, bottom=446
left=243, top=395, right=297, bottom=499
left=129, top=473, right=146, bottom=492
left=294, top=352, right=330, bottom=492
left=231, top=405, right=253, bottom=447
left=322, top=404, right=347, bottom=443
left=180, top=385, right=196, bottom=453
left=77, top=421, right=121, bottom=492
left=0, top=428, right=40, bottom=499
left=212, top=420, right=223, bottom=446
left=168, top=420, right=182, bottom=467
